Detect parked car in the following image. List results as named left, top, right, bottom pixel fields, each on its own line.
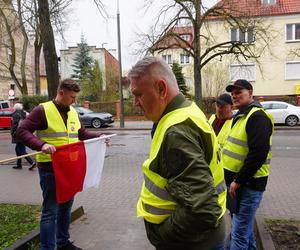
left=74, top=106, right=114, bottom=128
left=0, top=109, right=14, bottom=129
left=261, top=101, right=300, bottom=127
left=0, top=100, right=14, bottom=129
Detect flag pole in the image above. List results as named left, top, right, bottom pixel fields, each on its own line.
left=0, top=151, right=42, bottom=165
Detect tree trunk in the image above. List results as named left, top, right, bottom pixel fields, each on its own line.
left=34, top=39, right=42, bottom=95
left=193, top=0, right=202, bottom=106
left=37, top=0, right=59, bottom=99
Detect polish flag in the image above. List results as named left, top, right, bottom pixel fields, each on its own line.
left=51, top=136, right=113, bottom=203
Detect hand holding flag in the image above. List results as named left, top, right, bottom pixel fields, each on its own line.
left=51, top=134, right=115, bottom=203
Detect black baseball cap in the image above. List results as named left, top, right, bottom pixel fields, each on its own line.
left=226, top=79, right=253, bottom=92
left=214, top=93, right=233, bottom=105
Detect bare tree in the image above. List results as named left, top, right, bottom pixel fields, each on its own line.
left=20, top=0, right=72, bottom=95
left=0, top=1, right=29, bottom=94
left=37, top=0, right=106, bottom=99
left=138, top=0, right=275, bottom=106
left=1, top=0, right=106, bottom=98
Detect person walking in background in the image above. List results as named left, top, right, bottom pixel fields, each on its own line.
left=11, top=103, right=36, bottom=170
left=129, top=57, right=227, bottom=250
left=223, top=79, right=273, bottom=250
left=209, top=93, right=233, bottom=148
left=17, top=79, right=104, bottom=250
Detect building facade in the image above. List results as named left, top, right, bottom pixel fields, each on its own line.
left=60, top=46, right=119, bottom=92
left=153, top=0, right=300, bottom=100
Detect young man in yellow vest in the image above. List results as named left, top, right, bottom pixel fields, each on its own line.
left=17, top=79, right=102, bottom=250
left=209, top=93, right=233, bottom=148
left=223, top=79, right=273, bottom=250
left=129, top=57, right=227, bottom=250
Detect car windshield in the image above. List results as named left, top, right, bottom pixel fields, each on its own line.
left=76, top=107, right=93, bottom=114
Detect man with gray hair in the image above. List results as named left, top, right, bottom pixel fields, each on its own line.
left=129, top=57, right=227, bottom=250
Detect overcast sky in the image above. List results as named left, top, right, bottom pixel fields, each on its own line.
left=59, top=0, right=218, bottom=70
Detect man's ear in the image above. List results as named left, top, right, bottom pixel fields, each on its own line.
left=249, top=89, right=253, bottom=97
left=157, top=80, right=167, bottom=98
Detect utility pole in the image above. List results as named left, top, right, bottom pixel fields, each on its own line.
left=117, top=0, right=124, bottom=128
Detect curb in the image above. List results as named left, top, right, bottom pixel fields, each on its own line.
left=102, top=127, right=151, bottom=131
left=255, top=215, right=276, bottom=250
left=6, top=206, right=85, bottom=250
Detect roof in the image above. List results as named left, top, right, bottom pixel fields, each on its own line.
left=150, top=26, right=194, bottom=51
left=211, top=0, right=300, bottom=19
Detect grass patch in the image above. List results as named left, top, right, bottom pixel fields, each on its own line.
left=265, top=218, right=300, bottom=250
left=0, top=204, right=40, bottom=250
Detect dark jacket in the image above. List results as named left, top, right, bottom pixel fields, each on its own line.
left=11, top=109, right=26, bottom=144
left=224, top=101, right=273, bottom=191
left=145, top=94, right=225, bottom=249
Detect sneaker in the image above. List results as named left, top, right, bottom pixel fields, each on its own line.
left=28, top=163, right=36, bottom=171
left=57, top=241, right=82, bottom=250
left=12, top=165, right=22, bottom=169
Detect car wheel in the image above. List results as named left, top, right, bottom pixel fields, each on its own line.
left=91, top=118, right=103, bottom=128
left=285, top=115, right=299, bottom=127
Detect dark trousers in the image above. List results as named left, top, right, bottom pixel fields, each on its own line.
left=38, top=169, right=74, bottom=250
left=15, top=142, right=34, bottom=166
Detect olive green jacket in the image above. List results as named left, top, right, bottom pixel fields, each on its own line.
left=145, top=94, right=225, bottom=249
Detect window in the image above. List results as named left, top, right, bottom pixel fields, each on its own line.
left=271, top=103, right=287, bottom=110
left=285, top=62, right=300, bottom=80
left=230, top=63, right=256, bottom=81
left=180, top=34, right=191, bottom=41
left=261, top=0, right=276, bottom=5
left=162, top=55, right=172, bottom=64
left=180, top=54, right=190, bottom=64
left=231, top=28, right=255, bottom=43
left=262, top=103, right=272, bottom=110
left=286, top=23, right=300, bottom=41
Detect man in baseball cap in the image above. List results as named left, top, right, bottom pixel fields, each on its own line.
left=226, top=79, right=253, bottom=92
left=222, top=79, right=274, bottom=249
left=209, top=93, right=233, bottom=148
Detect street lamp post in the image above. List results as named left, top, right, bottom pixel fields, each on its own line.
left=117, top=0, right=124, bottom=128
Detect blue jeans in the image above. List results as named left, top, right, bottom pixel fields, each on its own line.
left=229, top=187, right=263, bottom=250
left=39, top=169, right=74, bottom=250
left=15, top=142, right=34, bottom=166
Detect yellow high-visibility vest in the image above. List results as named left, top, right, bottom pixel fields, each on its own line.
left=36, top=101, right=80, bottom=162
left=137, top=103, right=227, bottom=224
left=223, top=107, right=274, bottom=177
left=209, top=114, right=232, bottom=148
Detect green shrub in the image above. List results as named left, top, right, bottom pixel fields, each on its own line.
left=21, top=95, right=49, bottom=112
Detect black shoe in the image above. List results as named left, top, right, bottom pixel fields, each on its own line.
left=57, top=241, right=82, bottom=250
left=28, top=163, right=36, bottom=170
left=13, top=165, right=22, bottom=169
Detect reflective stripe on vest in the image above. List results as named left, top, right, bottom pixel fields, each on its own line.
left=209, top=114, right=232, bottom=148
left=36, top=101, right=81, bottom=162
left=137, top=102, right=227, bottom=224
left=222, top=107, right=273, bottom=177
left=36, top=132, right=79, bottom=138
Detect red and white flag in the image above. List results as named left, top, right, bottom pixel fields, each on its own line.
left=51, top=135, right=113, bottom=203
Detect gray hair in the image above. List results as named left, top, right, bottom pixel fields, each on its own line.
left=128, top=57, right=178, bottom=87
left=13, top=103, right=23, bottom=110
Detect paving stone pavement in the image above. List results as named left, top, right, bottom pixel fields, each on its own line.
left=0, top=124, right=300, bottom=249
